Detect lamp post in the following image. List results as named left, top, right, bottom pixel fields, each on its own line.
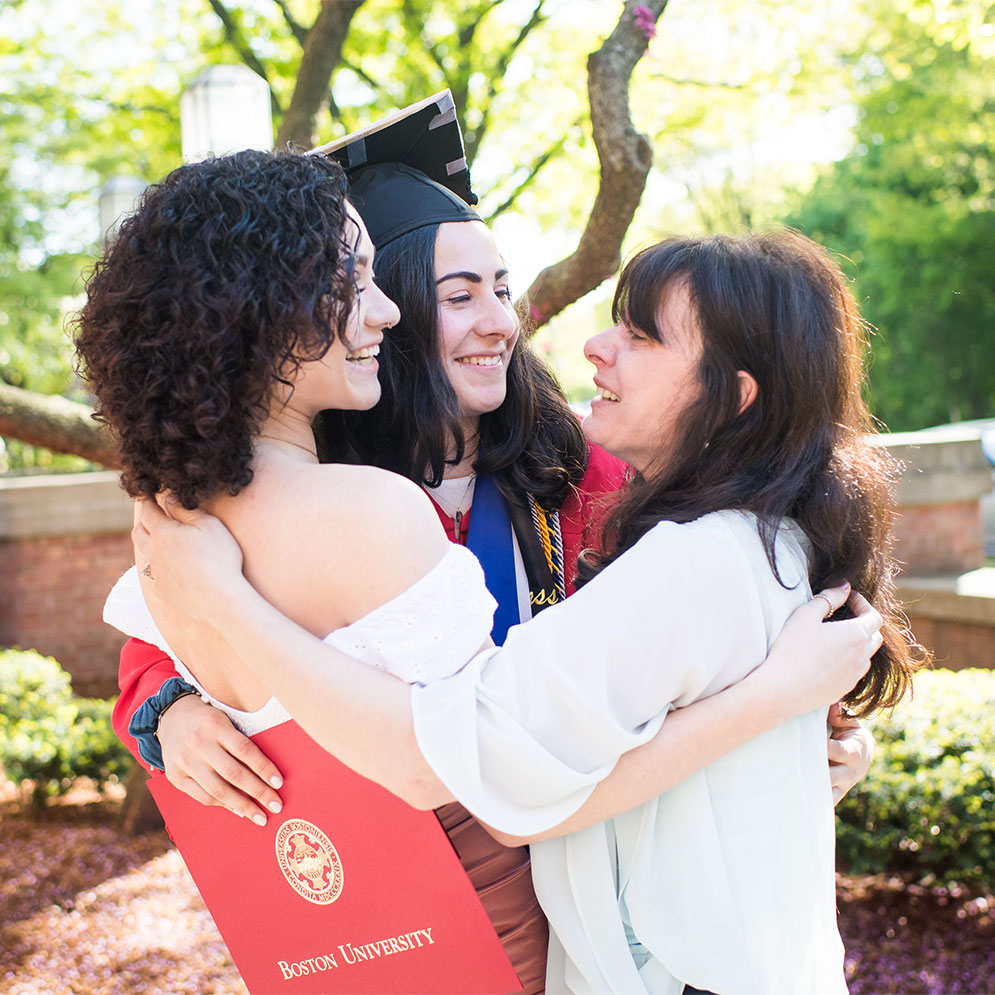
left=96, top=66, right=273, bottom=243
left=180, top=64, right=273, bottom=163
left=98, top=175, right=148, bottom=241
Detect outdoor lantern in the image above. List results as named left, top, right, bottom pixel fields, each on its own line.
left=180, top=64, right=273, bottom=163
left=98, top=175, right=148, bottom=241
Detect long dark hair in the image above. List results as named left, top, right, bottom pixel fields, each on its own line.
left=576, top=230, right=927, bottom=714
left=315, top=222, right=587, bottom=509
left=74, top=150, right=355, bottom=510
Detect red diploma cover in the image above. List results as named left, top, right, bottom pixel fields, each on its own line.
left=148, top=720, right=523, bottom=994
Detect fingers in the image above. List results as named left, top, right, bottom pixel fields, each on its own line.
left=139, top=496, right=171, bottom=527
left=156, top=490, right=206, bottom=526
left=132, top=499, right=152, bottom=542
left=847, top=591, right=884, bottom=638
left=811, top=582, right=851, bottom=618
left=132, top=502, right=153, bottom=569
left=168, top=739, right=284, bottom=825
left=159, top=698, right=284, bottom=826
left=826, top=724, right=874, bottom=805
left=828, top=702, right=860, bottom=731
left=166, top=764, right=273, bottom=825
left=827, top=737, right=856, bottom=765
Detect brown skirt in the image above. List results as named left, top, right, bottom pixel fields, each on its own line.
left=435, top=801, right=549, bottom=995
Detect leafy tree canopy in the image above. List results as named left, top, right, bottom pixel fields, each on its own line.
left=789, top=0, right=995, bottom=430
left=1, top=0, right=991, bottom=459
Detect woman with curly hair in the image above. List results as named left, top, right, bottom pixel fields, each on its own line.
left=75, top=149, right=398, bottom=511
left=130, top=228, right=920, bottom=994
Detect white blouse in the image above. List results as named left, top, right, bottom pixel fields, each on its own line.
left=411, top=510, right=846, bottom=995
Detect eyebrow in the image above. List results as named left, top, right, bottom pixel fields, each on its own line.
left=436, top=268, right=509, bottom=285
left=354, top=252, right=370, bottom=268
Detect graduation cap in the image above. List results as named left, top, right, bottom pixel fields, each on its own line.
left=311, top=90, right=480, bottom=249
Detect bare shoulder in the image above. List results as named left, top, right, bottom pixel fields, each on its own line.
left=218, top=460, right=450, bottom=634
left=295, top=463, right=446, bottom=556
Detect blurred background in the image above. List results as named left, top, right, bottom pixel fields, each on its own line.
left=1, top=0, right=992, bottom=473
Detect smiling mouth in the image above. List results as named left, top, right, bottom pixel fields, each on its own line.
left=595, top=387, right=620, bottom=402
left=456, top=355, right=502, bottom=367
left=346, top=344, right=380, bottom=364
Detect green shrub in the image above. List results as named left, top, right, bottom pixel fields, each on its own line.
left=0, top=648, right=76, bottom=798
left=837, top=668, right=995, bottom=886
left=0, top=647, right=132, bottom=805
left=66, top=697, right=133, bottom=785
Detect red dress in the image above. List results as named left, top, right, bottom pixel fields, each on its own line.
left=113, top=442, right=627, bottom=994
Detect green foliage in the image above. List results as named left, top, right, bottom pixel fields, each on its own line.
left=788, top=0, right=995, bottom=431
left=0, top=648, right=76, bottom=801
left=66, top=697, right=133, bottom=786
left=837, top=669, right=995, bottom=886
left=1, top=0, right=194, bottom=468
left=0, top=648, right=131, bottom=806
left=635, top=0, right=868, bottom=234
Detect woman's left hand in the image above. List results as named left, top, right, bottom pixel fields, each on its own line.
left=827, top=702, right=874, bottom=805
left=133, top=494, right=247, bottom=622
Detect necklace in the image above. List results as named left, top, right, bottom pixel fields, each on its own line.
left=424, top=473, right=476, bottom=542
left=257, top=434, right=318, bottom=460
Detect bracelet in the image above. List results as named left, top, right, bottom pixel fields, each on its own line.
left=155, top=689, right=201, bottom=734
left=128, top=676, right=201, bottom=770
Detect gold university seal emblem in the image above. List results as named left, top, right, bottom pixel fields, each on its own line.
left=274, top=819, right=344, bottom=905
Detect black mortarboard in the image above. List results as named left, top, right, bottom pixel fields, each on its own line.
left=311, top=90, right=480, bottom=250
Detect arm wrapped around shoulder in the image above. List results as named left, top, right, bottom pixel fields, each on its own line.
left=411, top=512, right=790, bottom=835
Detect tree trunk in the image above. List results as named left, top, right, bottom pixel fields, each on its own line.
left=0, top=383, right=119, bottom=468
left=120, top=764, right=165, bottom=836
left=525, top=0, right=669, bottom=329
left=275, top=0, right=366, bottom=150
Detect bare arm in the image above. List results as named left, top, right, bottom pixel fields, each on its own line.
left=134, top=497, right=881, bottom=819
left=134, top=496, right=451, bottom=809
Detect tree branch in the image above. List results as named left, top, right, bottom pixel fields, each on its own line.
left=525, top=0, right=668, bottom=329
left=468, top=0, right=547, bottom=165
left=398, top=0, right=450, bottom=78
left=0, top=384, right=120, bottom=468
left=275, top=0, right=366, bottom=150
left=205, top=0, right=283, bottom=118
left=270, top=0, right=309, bottom=47
left=457, top=0, right=507, bottom=48
left=649, top=71, right=749, bottom=89
left=484, top=124, right=575, bottom=223
left=104, top=101, right=174, bottom=117
left=337, top=56, right=380, bottom=91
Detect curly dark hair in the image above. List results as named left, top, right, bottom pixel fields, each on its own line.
left=576, top=230, right=929, bottom=715
left=314, top=223, right=588, bottom=510
left=73, top=149, right=356, bottom=509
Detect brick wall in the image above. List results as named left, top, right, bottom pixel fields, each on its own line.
left=1, top=425, right=993, bottom=698
left=0, top=532, right=131, bottom=697
left=903, top=615, right=994, bottom=673
left=0, top=472, right=133, bottom=697
left=893, top=500, right=984, bottom=576
left=882, top=423, right=995, bottom=674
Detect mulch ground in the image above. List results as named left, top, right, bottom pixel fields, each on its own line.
left=1, top=784, right=992, bottom=995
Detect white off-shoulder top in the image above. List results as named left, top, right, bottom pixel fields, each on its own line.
left=103, top=543, right=496, bottom=736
